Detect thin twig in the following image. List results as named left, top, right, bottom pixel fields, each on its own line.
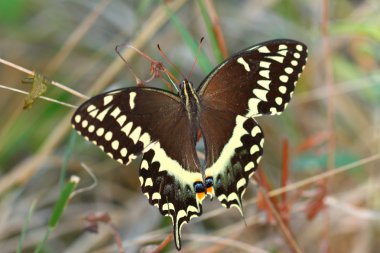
left=268, top=153, right=380, bottom=198
left=258, top=186, right=302, bottom=253
left=322, top=0, right=335, bottom=173
left=0, top=57, right=88, bottom=100
left=0, top=84, right=77, bottom=109
left=321, top=0, right=335, bottom=249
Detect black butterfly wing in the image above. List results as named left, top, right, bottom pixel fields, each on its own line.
left=200, top=110, right=264, bottom=214
left=71, top=87, right=203, bottom=250
left=198, top=39, right=307, bottom=212
left=198, top=39, right=308, bottom=117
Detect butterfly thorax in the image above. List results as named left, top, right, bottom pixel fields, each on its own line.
left=179, top=79, right=200, bottom=121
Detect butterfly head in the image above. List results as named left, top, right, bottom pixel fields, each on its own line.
left=178, top=79, right=195, bottom=97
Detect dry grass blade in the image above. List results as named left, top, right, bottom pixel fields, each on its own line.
left=0, top=84, right=77, bottom=108
left=258, top=186, right=302, bottom=253
left=45, top=0, right=112, bottom=74
left=204, top=0, right=228, bottom=58
left=0, top=57, right=88, bottom=99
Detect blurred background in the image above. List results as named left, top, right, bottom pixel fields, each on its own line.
left=1, top=0, right=380, bottom=252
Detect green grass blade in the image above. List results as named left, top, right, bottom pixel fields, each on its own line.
left=49, top=176, right=79, bottom=229
left=163, top=2, right=213, bottom=74
left=34, top=229, right=51, bottom=253
left=197, top=0, right=224, bottom=62
left=34, top=176, right=80, bottom=253
left=60, top=131, right=77, bottom=191
left=17, top=200, right=37, bottom=253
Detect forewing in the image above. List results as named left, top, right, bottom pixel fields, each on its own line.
left=71, top=87, right=203, bottom=250
left=197, top=39, right=308, bottom=117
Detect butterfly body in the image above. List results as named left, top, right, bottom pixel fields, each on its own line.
left=178, top=80, right=202, bottom=144
left=71, top=39, right=308, bottom=250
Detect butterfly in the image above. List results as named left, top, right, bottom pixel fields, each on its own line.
left=71, top=39, right=307, bottom=250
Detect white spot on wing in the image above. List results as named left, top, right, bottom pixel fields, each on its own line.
left=266, top=56, right=284, bottom=63
left=253, top=89, right=268, bottom=101
left=129, top=92, right=137, bottom=110
left=279, top=86, right=287, bottom=94
left=105, top=131, right=113, bottom=141
left=129, top=126, right=141, bottom=144
left=96, top=107, right=110, bottom=121
left=237, top=57, right=250, bottom=72
left=259, top=61, right=271, bottom=69
left=103, top=95, right=113, bottom=106
left=89, top=109, right=98, bottom=118
left=81, top=120, right=88, bottom=128
left=116, top=115, right=127, bottom=126
left=141, top=160, right=149, bottom=170
left=120, top=148, right=128, bottom=157
left=285, top=67, right=293, bottom=74
left=112, top=140, right=119, bottom=150
left=250, top=145, right=260, bottom=155
left=87, top=105, right=96, bottom=112
left=247, top=98, right=261, bottom=116
left=275, top=97, right=283, bottom=105
left=145, top=178, right=153, bottom=187
left=121, top=122, right=133, bottom=136
left=237, top=178, right=246, bottom=190
left=258, top=80, right=271, bottom=90
left=251, top=126, right=261, bottom=137
left=244, top=162, right=254, bottom=172
left=258, top=46, right=270, bottom=53
left=110, top=107, right=121, bottom=118
left=139, top=132, right=151, bottom=147
left=280, top=75, right=289, bottom=82
left=74, top=115, right=81, bottom=123
left=259, top=70, right=270, bottom=79
left=152, top=192, right=161, bottom=200
left=296, top=44, right=303, bottom=51
left=96, top=128, right=104, bottom=136
left=88, top=125, right=95, bottom=133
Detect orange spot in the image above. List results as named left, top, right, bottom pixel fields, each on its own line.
left=197, top=192, right=205, bottom=200
left=206, top=187, right=213, bottom=193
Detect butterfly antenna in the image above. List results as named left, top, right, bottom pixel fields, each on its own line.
left=164, top=73, right=180, bottom=93
left=157, top=44, right=185, bottom=82
left=115, top=45, right=144, bottom=87
left=128, top=44, right=180, bottom=90
left=187, top=37, right=204, bottom=80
